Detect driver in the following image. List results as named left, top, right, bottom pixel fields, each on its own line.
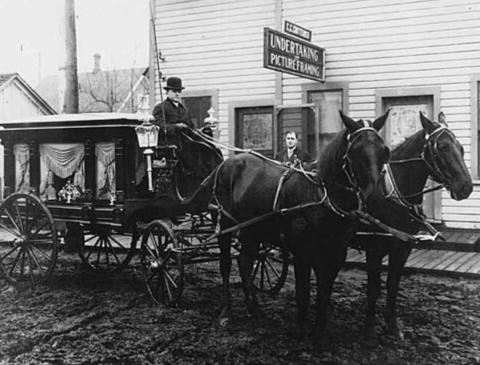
left=152, top=76, right=194, bottom=131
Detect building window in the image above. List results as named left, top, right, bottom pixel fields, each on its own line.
left=182, top=89, right=218, bottom=129
left=235, top=107, right=274, bottom=157
left=302, top=82, right=348, bottom=158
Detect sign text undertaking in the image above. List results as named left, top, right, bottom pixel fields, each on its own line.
left=263, top=27, right=325, bottom=82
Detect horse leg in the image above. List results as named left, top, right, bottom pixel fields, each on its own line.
left=365, top=244, right=384, bottom=336
left=292, top=250, right=311, bottom=341
left=385, top=242, right=412, bottom=339
left=218, top=232, right=233, bottom=326
left=312, top=246, right=346, bottom=350
left=237, top=233, right=261, bottom=318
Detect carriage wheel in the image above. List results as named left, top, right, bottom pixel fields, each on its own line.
left=141, top=219, right=184, bottom=305
left=78, top=225, right=138, bottom=273
left=251, top=242, right=289, bottom=295
left=0, top=193, right=58, bottom=286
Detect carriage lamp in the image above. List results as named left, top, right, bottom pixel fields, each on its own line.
left=135, top=105, right=159, bottom=192
left=203, top=107, right=220, bottom=139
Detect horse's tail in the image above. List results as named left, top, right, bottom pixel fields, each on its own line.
left=177, top=161, right=224, bottom=206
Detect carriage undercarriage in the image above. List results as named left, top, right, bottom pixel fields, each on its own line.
left=0, top=191, right=290, bottom=305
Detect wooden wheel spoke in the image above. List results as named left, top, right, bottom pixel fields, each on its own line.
left=145, top=241, right=158, bottom=258
left=252, top=259, right=261, bottom=280
left=262, top=261, right=273, bottom=289
left=109, top=235, right=127, bottom=251
left=8, top=248, right=23, bottom=276
left=13, top=202, right=25, bottom=234
left=85, top=236, right=102, bottom=261
left=27, top=247, right=46, bottom=276
left=0, top=244, right=21, bottom=261
left=29, top=220, right=51, bottom=240
left=164, top=268, right=178, bottom=290
left=95, top=238, right=104, bottom=266
left=19, top=248, right=26, bottom=276
left=2, top=208, right=22, bottom=235
left=30, top=242, right=52, bottom=261
left=265, top=256, right=281, bottom=280
left=85, top=235, right=97, bottom=243
left=105, top=239, right=121, bottom=265
left=163, top=273, right=173, bottom=302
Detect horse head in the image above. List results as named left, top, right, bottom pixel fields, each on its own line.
left=419, top=112, right=472, bottom=200
left=338, top=110, right=390, bottom=201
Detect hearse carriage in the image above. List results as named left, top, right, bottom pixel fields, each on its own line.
left=0, top=112, right=287, bottom=304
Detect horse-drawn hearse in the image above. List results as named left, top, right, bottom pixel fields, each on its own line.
left=0, top=108, right=472, bottom=346
left=0, top=111, right=285, bottom=304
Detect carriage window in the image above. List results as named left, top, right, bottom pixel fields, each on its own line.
left=39, top=143, right=85, bottom=201
left=14, top=144, right=30, bottom=193
left=307, top=89, right=343, bottom=157
left=235, top=107, right=274, bottom=158
left=96, top=142, right=116, bottom=200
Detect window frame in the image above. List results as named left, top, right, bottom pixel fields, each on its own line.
left=471, top=74, right=480, bottom=180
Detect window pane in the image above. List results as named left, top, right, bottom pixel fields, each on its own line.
left=182, top=96, right=212, bottom=128
left=242, top=113, right=273, bottom=150
left=307, top=89, right=343, bottom=156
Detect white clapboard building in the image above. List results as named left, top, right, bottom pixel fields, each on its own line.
left=149, top=0, right=480, bottom=230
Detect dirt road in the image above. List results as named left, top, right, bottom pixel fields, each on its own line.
left=0, top=254, right=479, bottom=365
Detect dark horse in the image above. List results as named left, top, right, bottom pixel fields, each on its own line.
left=212, top=111, right=390, bottom=347
left=352, top=112, right=473, bottom=338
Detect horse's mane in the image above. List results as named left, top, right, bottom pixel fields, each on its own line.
left=315, top=129, right=348, bottom=183
left=390, top=129, right=425, bottom=159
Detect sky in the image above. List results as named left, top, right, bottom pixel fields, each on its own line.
left=0, top=0, right=150, bottom=87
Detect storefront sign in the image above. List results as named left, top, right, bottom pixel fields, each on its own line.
left=263, top=27, right=325, bottom=82
left=284, top=20, right=311, bottom=41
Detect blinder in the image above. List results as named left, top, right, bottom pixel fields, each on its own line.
left=421, top=126, right=456, bottom=187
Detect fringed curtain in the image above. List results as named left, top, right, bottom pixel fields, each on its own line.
left=39, top=143, right=85, bottom=199
left=14, top=144, right=30, bottom=193
left=96, top=142, right=116, bottom=198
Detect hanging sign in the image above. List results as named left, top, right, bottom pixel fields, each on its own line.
left=284, top=20, right=312, bottom=41
left=263, top=27, right=325, bottom=82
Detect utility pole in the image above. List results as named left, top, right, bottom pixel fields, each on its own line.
left=62, top=0, right=79, bottom=113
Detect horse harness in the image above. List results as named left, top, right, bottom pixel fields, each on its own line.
left=210, top=126, right=385, bottom=238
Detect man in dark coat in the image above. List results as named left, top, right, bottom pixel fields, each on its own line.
left=275, top=131, right=311, bottom=167
left=152, top=76, right=194, bottom=131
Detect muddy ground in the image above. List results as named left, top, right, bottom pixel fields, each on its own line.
left=0, top=253, right=479, bottom=365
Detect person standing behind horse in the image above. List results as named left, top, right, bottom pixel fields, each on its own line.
left=152, top=76, right=194, bottom=132
left=275, top=131, right=311, bottom=167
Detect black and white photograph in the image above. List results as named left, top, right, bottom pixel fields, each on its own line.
left=0, top=0, right=479, bottom=364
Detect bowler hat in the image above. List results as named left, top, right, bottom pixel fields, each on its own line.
left=164, top=76, right=185, bottom=91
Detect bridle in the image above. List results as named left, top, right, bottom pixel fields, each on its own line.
left=334, top=126, right=388, bottom=214
left=388, top=125, right=455, bottom=201
left=343, top=126, right=387, bottom=192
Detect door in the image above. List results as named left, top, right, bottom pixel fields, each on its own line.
left=382, top=95, right=439, bottom=221
left=235, top=107, right=274, bottom=158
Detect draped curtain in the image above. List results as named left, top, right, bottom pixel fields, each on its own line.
left=39, top=143, right=85, bottom=198
left=96, top=142, right=116, bottom=198
left=14, top=144, right=30, bottom=193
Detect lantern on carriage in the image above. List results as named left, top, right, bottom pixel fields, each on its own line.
left=135, top=95, right=159, bottom=192
left=203, top=107, right=220, bottom=139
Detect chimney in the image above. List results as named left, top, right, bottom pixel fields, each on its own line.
left=93, top=53, right=101, bottom=73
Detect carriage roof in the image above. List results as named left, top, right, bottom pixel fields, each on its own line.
left=0, top=112, right=144, bottom=134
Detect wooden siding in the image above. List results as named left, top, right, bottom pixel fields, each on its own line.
left=152, top=0, right=277, bottom=145
left=0, top=81, right=48, bottom=121
left=153, top=0, right=480, bottom=229
left=281, top=0, right=480, bottom=228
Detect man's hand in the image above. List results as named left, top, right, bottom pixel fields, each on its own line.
left=176, top=122, right=189, bottom=129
